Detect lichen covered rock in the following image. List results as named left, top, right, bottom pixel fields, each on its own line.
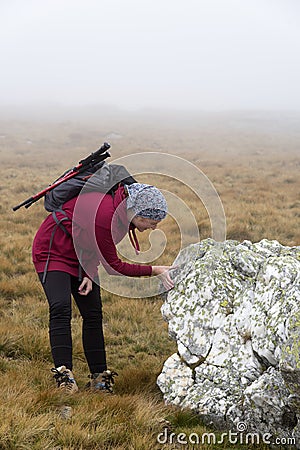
left=157, top=239, right=300, bottom=444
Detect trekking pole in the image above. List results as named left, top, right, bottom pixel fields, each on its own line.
left=12, top=142, right=111, bottom=211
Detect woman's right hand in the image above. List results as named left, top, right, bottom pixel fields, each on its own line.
left=78, top=276, right=93, bottom=296
left=151, top=265, right=175, bottom=290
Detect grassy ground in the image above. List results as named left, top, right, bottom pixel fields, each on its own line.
left=0, top=112, right=299, bottom=449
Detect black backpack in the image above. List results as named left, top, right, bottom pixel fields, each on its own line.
left=44, top=161, right=137, bottom=212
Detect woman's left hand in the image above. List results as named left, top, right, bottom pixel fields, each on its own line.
left=78, top=277, right=93, bottom=296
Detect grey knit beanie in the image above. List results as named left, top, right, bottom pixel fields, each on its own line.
left=126, top=183, right=167, bottom=221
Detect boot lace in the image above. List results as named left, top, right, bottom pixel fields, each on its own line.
left=102, top=370, right=118, bottom=392
left=90, top=370, right=118, bottom=393
left=51, top=367, right=76, bottom=391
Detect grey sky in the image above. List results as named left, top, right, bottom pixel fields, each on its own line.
left=0, top=0, right=300, bottom=111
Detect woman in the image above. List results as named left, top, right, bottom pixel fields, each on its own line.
left=32, top=182, right=174, bottom=393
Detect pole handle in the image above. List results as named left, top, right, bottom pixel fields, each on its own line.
left=12, top=196, right=35, bottom=211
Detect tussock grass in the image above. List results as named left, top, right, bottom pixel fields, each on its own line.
left=0, top=116, right=297, bottom=449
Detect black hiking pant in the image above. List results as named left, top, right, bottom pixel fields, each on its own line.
left=38, top=271, right=107, bottom=374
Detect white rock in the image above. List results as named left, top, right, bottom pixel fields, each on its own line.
left=158, top=239, right=300, bottom=446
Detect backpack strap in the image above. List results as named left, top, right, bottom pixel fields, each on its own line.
left=42, top=209, right=83, bottom=283
left=52, top=208, right=71, bottom=238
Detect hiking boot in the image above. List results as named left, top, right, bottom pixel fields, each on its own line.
left=51, top=365, right=79, bottom=394
left=86, top=370, right=118, bottom=393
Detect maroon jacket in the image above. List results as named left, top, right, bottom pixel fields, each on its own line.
left=32, top=186, right=152, bottom=279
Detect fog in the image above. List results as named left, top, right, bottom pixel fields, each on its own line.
left=1, top=0, right=300, bottom=113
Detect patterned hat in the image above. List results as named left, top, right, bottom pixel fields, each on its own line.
left=126, top=183, right=167, bottom=221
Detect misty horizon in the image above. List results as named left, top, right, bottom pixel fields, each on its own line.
left=1, top=102, right=300, bottom=127
left=1, top=0, right=300, bottom=113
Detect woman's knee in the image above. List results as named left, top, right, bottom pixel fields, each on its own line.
left=82, top=309, right=103, bottom=325
left=49, top=301, right=71, bottom=321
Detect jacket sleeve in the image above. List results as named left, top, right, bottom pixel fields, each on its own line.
left=84, top=224, right=152, bottom=277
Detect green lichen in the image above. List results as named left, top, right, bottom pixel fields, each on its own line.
left=282, top=310, right=300, bottom=369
